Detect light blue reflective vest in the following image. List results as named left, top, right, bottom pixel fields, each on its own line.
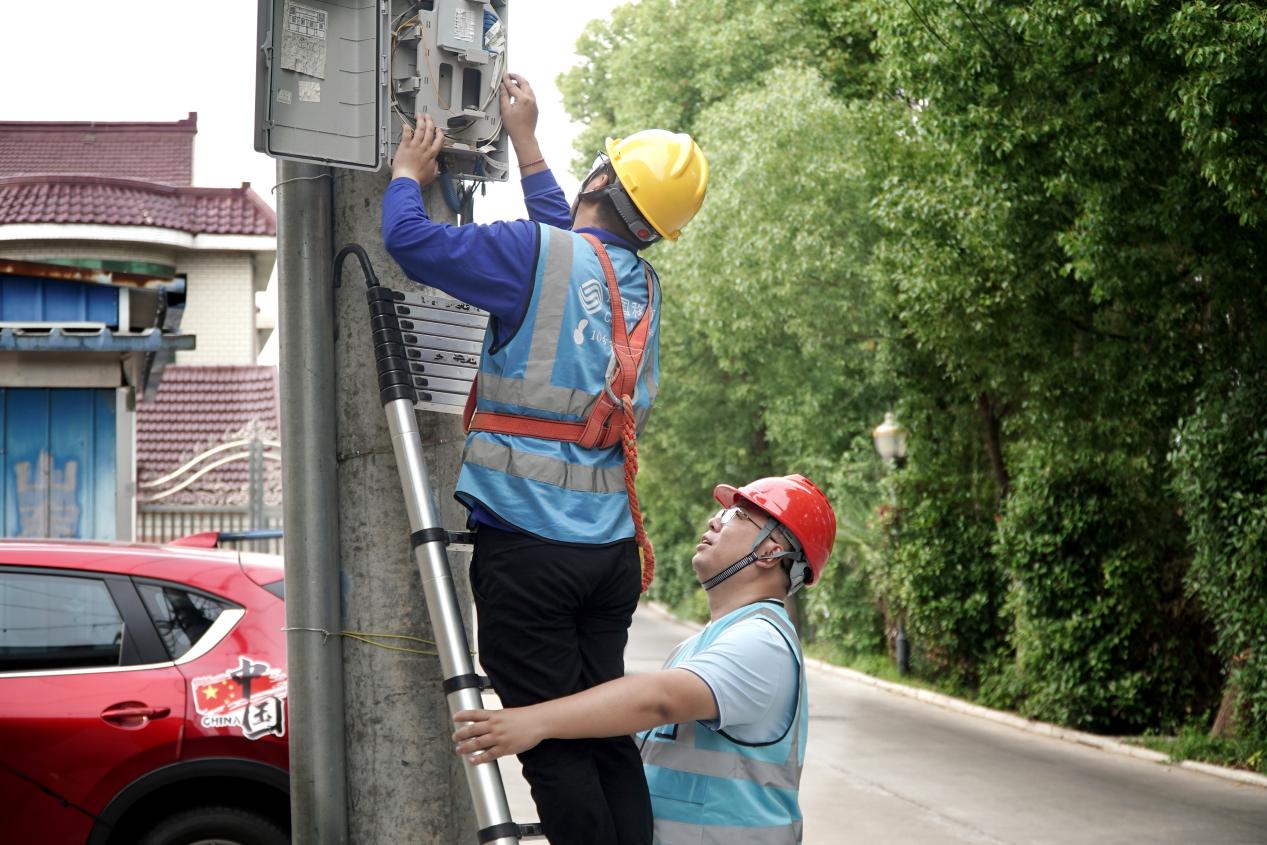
left=639, top=603, right=807, bottom=845
left=456, top=224, right=660, bottom=544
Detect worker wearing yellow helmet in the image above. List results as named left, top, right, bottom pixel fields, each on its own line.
left=384, top=72, right=707, bottom=845
left=571, top=129, right=710, bottom=245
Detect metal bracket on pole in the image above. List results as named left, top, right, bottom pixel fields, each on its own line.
left=376, top=285, right=488, bottom=415
left=339, top=244, right=540, bottom=844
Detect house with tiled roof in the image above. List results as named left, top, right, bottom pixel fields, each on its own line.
left=0, top=114, right=276, bottom=364
left=0, top=114, right=281, bottom=545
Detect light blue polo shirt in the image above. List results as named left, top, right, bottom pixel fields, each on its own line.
left=674, top=601, right=799, bottom=744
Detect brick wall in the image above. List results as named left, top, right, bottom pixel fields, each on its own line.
left=176, top=252, right=257, bottom=365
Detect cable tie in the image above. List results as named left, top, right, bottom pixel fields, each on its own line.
left=283, top=626, right=474, bottom=658
left=283, top=625, right=334, bottom=644
left=271, top=173, right=333, bottom=194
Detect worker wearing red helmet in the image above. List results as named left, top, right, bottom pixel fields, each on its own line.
left=453, top=474, right=836, bottom=844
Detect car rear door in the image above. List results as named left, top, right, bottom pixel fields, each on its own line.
left=0, top=567, right=186, bottom=845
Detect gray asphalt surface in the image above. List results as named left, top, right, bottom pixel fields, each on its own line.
left=483, top=605, right=1267, bottom=844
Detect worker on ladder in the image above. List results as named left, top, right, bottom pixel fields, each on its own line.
left=452, top=475, right=837, bottom=845
left=382, top=73, right=708, bottom=845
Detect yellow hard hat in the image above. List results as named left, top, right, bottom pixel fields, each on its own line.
left=605, top=130, right=709, bottom=241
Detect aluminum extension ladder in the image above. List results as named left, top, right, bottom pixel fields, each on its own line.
left=337, top=244, right=542, bottom=845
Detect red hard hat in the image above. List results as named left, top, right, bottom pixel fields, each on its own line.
left=713, top=474, right=837, bottom=586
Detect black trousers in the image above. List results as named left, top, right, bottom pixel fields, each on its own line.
left=470, top=527, right=653, bottom=845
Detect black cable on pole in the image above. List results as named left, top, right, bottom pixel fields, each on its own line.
left=334, top=243, right=381, bottom=289
left=459, top=182, right=476, bottom=226
left=335, top=244, right=414, bottom=405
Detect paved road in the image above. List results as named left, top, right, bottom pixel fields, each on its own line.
left=482, top=605, right=1267, bottom=844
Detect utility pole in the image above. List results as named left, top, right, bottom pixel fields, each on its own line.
left=264, top=1, right=495, bottom=837
left=329, top=165, right=477, bottom=842
left=278, top=159, right=348, bottom=845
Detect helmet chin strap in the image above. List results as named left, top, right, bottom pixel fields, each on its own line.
left=568, top=183, right=595, bottom=225
left=701, top=518, right=798, bottom=592
left=570, top=165, right=660, bottom=245
left=785, top=561, right=809, bottom=596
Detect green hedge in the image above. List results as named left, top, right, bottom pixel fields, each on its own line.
left=1172, top=365, right=1267, bottom=738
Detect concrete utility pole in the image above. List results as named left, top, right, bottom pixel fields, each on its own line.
left=268, top=2, right=490, bottom=837
left=278, top=159, right=348, bottom=844
left=329, top=164, right=477, bottom=842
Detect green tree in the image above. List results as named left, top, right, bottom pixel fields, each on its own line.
left=640, top=66, right=894, bottom=618
left=559, top=0, right=829, bottom=174
left=563, top=0, right=1267, bottom=751
left=1172, top=363, right=1267, bottom=740
left=1164, top=2, right=1267, bottom=226
left=870, top=0, right=1256, bottom=729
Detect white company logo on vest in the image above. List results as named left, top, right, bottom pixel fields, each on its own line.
left=578, top=276, right=648, bottom=323
left=579, top=278, right=605, bottom=314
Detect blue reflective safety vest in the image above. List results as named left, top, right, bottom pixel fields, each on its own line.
left=456, top=223, right=660, bottom=544
left=639, top=603, right=808, bottom=845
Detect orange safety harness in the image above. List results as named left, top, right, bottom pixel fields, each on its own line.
left=463, top=233, right=656, bottom=590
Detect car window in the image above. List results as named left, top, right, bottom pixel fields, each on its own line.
left=0, top=572, right=125, bottom=672
left=136, top=583, right=230, bottom=660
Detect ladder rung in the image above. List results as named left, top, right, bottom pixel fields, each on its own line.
left=410, top=528, right=478, bottom=549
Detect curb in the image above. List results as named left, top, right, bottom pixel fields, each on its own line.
left=640, top=601, right=1267, bottom=791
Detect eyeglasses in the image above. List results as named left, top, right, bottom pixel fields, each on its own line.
left=578, top=153, right=613, bottom=193
left=713, top=506, right=794, bottom=549
left=586, top=151, right=611, bottom=176
left=713, top=506, right=764, bottom=528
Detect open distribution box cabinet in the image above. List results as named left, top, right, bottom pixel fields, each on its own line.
left=256, top=0, right=509, bottom=180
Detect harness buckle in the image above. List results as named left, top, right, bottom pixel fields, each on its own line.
left=603, top=352, right=623, bottom=405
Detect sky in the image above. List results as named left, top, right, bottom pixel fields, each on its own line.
left=0, top=0, right=628, bottom=363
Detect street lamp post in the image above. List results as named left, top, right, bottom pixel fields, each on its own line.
left=872, top=411, right=908, bottom=469
left=872, top=411, right=910, bottom=675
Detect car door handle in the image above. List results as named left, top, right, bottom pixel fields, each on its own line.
left=100, top=701, right=172, bottom=727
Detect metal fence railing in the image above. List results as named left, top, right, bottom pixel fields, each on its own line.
left=136, top=437, right=284, bottom=555
left=138, top=505, right=284, bottom=555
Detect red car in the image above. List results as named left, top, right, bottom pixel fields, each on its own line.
left=0, top=537, right=290, bottom=845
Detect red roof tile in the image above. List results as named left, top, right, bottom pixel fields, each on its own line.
left=0, top=175, right=277, bottom=236
left=0, top=114, right=197, bottom=186
left=136, top=366, right=281, bottom=507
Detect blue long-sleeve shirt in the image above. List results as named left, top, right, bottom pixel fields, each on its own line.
left=382, top=170, right=640, bottom=346
left=382, top=170, right=644, bottom=531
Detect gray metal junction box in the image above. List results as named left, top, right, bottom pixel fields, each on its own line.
left=255, top=0, right=509, bottom=180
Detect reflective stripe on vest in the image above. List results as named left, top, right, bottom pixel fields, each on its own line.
left=483, top=226, right=582, bottom=415
left=654, top=818, right=803, bottom=845
left=477, top=229, right=656, bottom=422
left=468, top=230, right=657, bottom=444
left=642, top=718, right=800, bottom=790
left=455, top=224, right=660, bottom=544
left=463, top=437, right=627, bottom=494
left=477, top=370, right=653, bottom=429
left=641, top=605, right=806, bottom=843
